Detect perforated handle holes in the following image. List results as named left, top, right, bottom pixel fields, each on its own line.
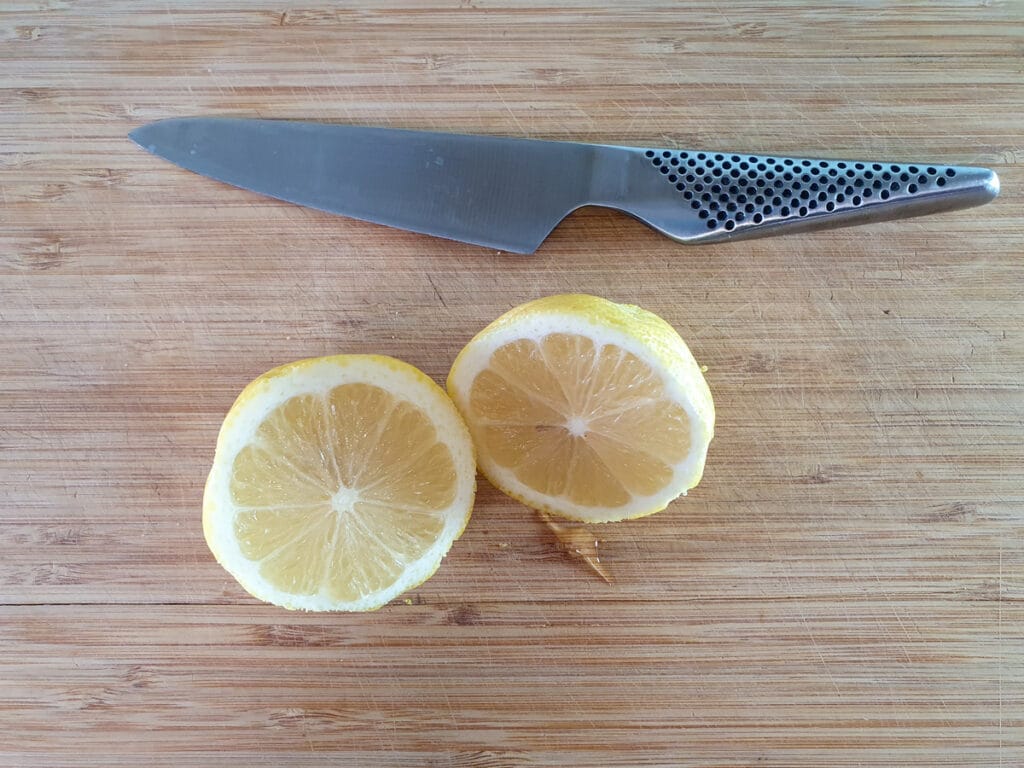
left=644, top=150, right=957, bottom=233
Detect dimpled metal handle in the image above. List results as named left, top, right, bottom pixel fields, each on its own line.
left=630, top=147, right=999, bottom=244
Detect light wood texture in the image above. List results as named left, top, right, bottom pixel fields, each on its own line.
left=2, top=2, right=1022, bottom=765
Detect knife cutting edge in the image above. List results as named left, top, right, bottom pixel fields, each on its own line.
left=129, top=118, right=999, bottom=254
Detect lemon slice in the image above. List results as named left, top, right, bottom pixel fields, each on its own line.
left=447, top=295, right=713, bottom=522
left=203, top=355, right=475, bottom=611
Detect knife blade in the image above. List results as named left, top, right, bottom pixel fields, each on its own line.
left=130, top=118, right=999, bottom=254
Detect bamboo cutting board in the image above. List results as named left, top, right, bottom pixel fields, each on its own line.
left=2, top=2, right=1022, bottom=766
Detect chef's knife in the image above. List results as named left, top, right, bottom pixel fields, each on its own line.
left=130, top=118, right=999, bottom=254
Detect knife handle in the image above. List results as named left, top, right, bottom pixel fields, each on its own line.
left=625, top=148, right=999, bottom=244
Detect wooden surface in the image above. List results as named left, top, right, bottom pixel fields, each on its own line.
left=2, top=2, right=1022, bottom=765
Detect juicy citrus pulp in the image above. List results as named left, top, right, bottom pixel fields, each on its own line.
left=203, top=355, right=475, bottom=611
left=447, top=295, right=714, bottom=522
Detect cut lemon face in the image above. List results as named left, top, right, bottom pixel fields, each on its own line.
left=447, top=295, right=714, bottom=522
left=203, top=355, right=475, bottom=611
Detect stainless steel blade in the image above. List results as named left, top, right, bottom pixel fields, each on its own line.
left=130, top=118, right=596, bottom=253
left=130, top=118, right=999, bottom=253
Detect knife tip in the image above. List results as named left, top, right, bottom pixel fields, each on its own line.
left=128, top=118, right=183, bottom=151
left=128, top=124, right=154, bottom=151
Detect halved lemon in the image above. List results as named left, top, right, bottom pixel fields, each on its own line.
left=203, top=355, right=476, bottom=611
left=447, top=295, right=713, bottom=522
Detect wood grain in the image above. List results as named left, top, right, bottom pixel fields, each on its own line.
left=1, top=1, right=1022, bottom=765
